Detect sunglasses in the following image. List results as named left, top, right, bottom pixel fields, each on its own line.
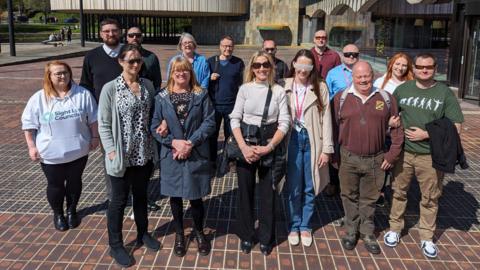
left=315, top=36, right=327, bottom=40
left=252, top=62, right=272, bottom=69
left=127, top=33, right=142, bottom=38
left=264, top=48, right=276, bottom=52
left=343, top=52, right=360, bottom=58
left=123, top=58, right=143, bottom=65
left=414, top=64, right=435, bottom=70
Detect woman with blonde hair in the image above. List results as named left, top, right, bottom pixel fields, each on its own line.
left=284, top=49, right=334, bottom=247
left=21, top=60, right=98, bottom=232
left=374, top=52, right=414, bottom=94
left=229, top=51, right=290, bottom=255
left=151, top=56, right=215, bottom=257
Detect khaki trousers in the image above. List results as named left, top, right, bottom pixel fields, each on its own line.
left=339, top=148, right=384, bottom=236
left=389, top=151, right=444, bottom=241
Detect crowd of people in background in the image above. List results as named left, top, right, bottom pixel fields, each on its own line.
left=21, top=18, right=466, bottom=267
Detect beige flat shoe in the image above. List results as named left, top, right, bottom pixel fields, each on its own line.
left=288, top=232, right=300, bottom=246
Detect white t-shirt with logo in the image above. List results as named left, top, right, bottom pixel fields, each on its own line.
left=21, top=83, right=98, bottom=164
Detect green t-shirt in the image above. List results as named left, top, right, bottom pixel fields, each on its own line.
left=394, top=80, right=464, bottom=154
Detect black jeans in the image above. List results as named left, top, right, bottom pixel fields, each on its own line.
left=170, top=197, right=204, bottom=234
left=235, top=160, right=275, bottom=245
left=209, top=107, right=232, bottom=163
left=107, top=161, right=153, bottom=248
left=40, top=155, right=88, bottom=214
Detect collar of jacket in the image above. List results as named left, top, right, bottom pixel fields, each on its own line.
left=284, top=78, right=319, bottom=111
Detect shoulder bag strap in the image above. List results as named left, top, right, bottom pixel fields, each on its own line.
left=261, top=85, right=273, bottom=126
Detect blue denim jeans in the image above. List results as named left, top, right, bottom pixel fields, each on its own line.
left=287, top=128, right=315, bottom=232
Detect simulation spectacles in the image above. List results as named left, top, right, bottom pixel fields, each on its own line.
left=414, top=64, right=435, bottom=70
left=127, top=33, right=142, bottom=38
left=123, top=58, right=143, bottom=65
left=52, top=71, right=69, bottom=78
left=293, top=63, right=314, bottom=72
left=343, top=52, right=360, bottom=58
left=252, top=62, right=272, bottom=69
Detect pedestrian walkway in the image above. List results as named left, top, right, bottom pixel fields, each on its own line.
left=0, top=45, right=479, bottom=269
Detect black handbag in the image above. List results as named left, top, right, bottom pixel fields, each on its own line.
left=225, top=85, right=273, bottom=162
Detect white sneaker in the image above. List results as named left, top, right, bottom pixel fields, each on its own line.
left=383, top=231, right=400, bottom=247
left=300, top=231, right=313, bottom=247
left=421, top=240, right=438, bottom=258
left=288, top=232, right=300, bottom=246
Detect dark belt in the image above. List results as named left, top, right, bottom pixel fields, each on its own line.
left=340, top=147, right=383, bottom=159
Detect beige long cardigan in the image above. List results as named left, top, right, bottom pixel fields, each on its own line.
left=284, top=78, right=334, bottom=195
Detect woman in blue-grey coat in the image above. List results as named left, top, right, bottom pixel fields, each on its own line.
left=151, top=56, right=215, bottom=258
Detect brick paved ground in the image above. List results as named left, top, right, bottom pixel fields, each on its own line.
left=0, top=45, right=479, bottom=269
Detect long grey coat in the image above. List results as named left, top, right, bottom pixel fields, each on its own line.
left=151, top=88, right=215, bottom=199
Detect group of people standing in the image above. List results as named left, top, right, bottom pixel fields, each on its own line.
left=21, top=18, right=465, bottom=267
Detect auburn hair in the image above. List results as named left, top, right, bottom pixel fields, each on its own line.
left=166, top=56, right=202, bottom=94
left=382, top=52, right=414, bottom=89
left=43, top=60, right=73, bottom=102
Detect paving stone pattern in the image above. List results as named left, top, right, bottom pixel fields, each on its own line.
left=0, top=45, right=479, bottom=269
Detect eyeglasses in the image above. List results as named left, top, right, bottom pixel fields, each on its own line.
left=315, top=36, right=327, bottom=40
left=52, top=71, right=69, bottom=78
left=127, top=33, right=142, bottom=38
left=414, top=64, right=435, bottom=70
left=182, top=41, right=194, bottom=46
left=123, top=58, right=143, bottom=65
left=101, top=29, right=119, bottom=34
left=174, top=70, right=190, bottom=75
left=221, top=44, right=234, bottom=48
left=264, top=48, right=276, bottom=53
left=343, top=52, right=360, bottom=58
left=252, top=62, right=272, bottom=69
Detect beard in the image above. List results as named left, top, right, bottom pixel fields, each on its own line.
left=104, top=37, right=120, bottom=47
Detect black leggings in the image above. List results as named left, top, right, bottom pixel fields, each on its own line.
left=169, top=197, right=204, bottom=234
left=40, top=156, right=88, bottom=214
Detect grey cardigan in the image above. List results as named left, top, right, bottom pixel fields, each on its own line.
left=98, top=77, right=156, bottom=177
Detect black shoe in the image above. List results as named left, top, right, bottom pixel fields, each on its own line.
left=66, top=211, right=80, bottom=229
left=137, top=233, right=161, bottom=251
left=194, top=230, right=211, bottom=256
left=147, top=201, right=161, bottom=211
left=53, top=213, right=68, bottom=231
left=240, top=240, right=253, bottom=254
left=341, top=233, right=358, bottom=250
left=109, top=246, right=133, bottom=267
left=362, top=234, right=381, bottom=254
left=260, top=243, right=272, bottom=256
left=173, top=233, right=186, bottom=257
left=376, top=195, right=385, bottom=208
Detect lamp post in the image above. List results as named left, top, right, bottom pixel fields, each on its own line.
left=80, top=0, right=85, bottom=47
left=7, top=0, right=16, bottom=56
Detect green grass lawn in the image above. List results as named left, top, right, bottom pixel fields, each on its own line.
left=0, top=21, right=81, bottom=42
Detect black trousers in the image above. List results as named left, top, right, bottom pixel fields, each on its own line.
left=209, top=107, right=232, bottom=163
left=40, top=156, right=88, bottom=214
left=107, top=161, right=153, bottom=248
left=235, top=160, right=275, bottom=245
left=169, top=197, right=204, bottom=234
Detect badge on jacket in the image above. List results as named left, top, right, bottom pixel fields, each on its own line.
left=375, top=101, right=384, bottom=110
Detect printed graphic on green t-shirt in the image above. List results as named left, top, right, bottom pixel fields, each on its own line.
left=394, top=80, right=464, bottom=154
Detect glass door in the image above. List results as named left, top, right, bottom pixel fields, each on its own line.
left=464, top=18, right=480, bottom=100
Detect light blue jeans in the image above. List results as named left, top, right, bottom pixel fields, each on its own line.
left=287, top=128, right=315, bottom=233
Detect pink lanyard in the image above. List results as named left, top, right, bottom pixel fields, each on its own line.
left=294, top=82, right=307, bottom=120
left=342, top=67, right=352, bottom=87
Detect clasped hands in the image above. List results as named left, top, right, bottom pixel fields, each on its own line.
left=155, top=120, right=191, bottom=160
left=240, top=144, right=272, bottom=164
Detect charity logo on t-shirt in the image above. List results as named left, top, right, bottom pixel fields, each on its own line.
left=398, top=96, right=444, bottom=111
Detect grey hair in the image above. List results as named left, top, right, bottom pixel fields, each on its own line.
left=177, top=32, right=198, bottom=51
